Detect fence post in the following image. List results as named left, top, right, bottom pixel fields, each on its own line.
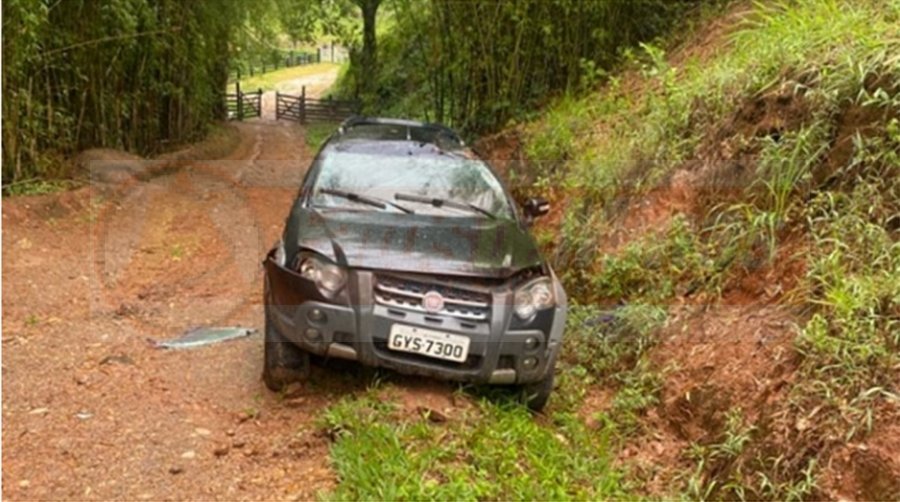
left=300, top=86, right=306, bottom=124
left=257, top=88, right=263, bottom=118
left=236, top=81, right=243, bottom=120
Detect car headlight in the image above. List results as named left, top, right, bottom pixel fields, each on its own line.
left=513, top=277, right=555, bottom=320
left=274, top=240, right=286, bottom=266
left=297, top=253, right=347, bottom=297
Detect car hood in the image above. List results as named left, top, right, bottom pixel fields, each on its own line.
left=284, top=208, right=543, bottom=278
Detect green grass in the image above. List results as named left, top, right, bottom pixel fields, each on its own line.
left=319, top=385, right=625, bottom=501
left=1, top=178, right=83, bottom=197
left=520, top=0, right=900, bottom=498
left=318, top=302, right=675, bottom=499
left=234, top=63, right=342, bottom=93
left=531, top=0, right=900, bottom=277
left=792, top=123, right=900, bottom=440
left=304, top=122, right=341, bottom=151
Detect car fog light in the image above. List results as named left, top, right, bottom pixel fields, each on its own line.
left=307, top=308, right=326, bottom=324
left=304, top=328, right=322, bottom=341
left=524, top=336, right=540, bottom=351
left=522, top=356, right=538, bottom=369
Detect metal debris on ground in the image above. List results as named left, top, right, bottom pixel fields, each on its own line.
left=153, top=327, right=257, bottom=350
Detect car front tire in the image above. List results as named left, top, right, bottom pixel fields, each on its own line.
left=520, top=370, right=555, bottom=412
left=262, top=310, right=311, bottom=391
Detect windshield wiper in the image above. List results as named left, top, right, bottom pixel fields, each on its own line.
left=394, top=192, right=496, bottom=219
left=318, top=188, right=413, bottom=214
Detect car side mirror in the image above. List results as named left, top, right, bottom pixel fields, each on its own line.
left=522, top=197, right=550, bottom=220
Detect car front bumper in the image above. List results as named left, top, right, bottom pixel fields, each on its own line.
left=263, top=255, right=567, bottom=385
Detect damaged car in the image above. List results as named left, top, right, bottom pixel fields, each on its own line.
left=263, top=117, right=567, bottom=410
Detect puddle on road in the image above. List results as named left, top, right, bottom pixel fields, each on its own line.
left=154, top=327, right=257, bottom=349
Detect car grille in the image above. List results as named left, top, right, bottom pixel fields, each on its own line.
left=374, top=274, right=491, bottom=321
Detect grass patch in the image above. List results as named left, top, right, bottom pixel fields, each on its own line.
left=2, top=178, right=83, bottom=197
left=304, top=122, right=341, bottom=151
left=792, top=124, right=900, bottom=438
left=319, top=386, right=624, bottom=501
left=235, top=63, right=342, bottom=93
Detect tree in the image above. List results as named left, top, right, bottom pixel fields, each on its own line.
left=1, top=0, right=259, bottom=184
left=276, top=0, right=382, bottom=108
left=352, top=0, right=382, bottom=109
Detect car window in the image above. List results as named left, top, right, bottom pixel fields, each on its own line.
left=309, top=149, right=513, bottom=218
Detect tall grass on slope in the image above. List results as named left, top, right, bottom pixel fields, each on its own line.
left=528, top=0, right=900, bottom=292
left=524, top=0, right=899, bottom=498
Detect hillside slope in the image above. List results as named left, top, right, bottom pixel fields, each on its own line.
left=479, top=0, right=899, bottom=498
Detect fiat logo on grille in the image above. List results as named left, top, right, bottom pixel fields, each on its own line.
left=422, top=291, right=445, bottom=313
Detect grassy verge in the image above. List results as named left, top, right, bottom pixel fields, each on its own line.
left=234, top=63, right=341, bottom=93
left=317, top=301, right=676, bottom=500
left=2, top=178, right=84, bottom=197
left=319, top=383, right=625, bottom=501
left=304, top=122, right=342, bottom=151
left=521, top=0, right=900, bottom=497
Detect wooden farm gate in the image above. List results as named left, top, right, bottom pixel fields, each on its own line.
left=276, top=86, right=359, bottom=124
left=226, top=83, right=262, bottom=120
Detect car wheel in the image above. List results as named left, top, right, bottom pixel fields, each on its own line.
left=520, top=370, right=555, bottom=412
left=262, top=310, right=310, bottom=391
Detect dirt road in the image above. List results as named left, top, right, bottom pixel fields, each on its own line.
left=260, top=65, right=341, bottom=119
left=1, top=119, right=378, bottom=500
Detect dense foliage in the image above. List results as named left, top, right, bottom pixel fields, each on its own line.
left=1, top=0, right=264, bottom=184
left=337, top=0, right=708, bottom=132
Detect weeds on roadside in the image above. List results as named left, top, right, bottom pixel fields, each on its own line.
left=305, top=122, right=342, bottom=151
left=523, top=0, right=900, bottom=498
left=682, top=408, right=757, bottom=500
left=319, top=387, right=624, bottom=501
left=2, top=178, right=83, bottom=197
left=793, top=127, right=900, bottom=439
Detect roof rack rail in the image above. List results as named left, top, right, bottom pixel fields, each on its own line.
left=336, top=116, right=464, bottom=146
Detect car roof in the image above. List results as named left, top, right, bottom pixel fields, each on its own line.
left=325, top=116, right=467, bottom=152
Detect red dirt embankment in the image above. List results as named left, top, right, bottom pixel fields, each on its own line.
left=473, top=3, right=900, bottom=498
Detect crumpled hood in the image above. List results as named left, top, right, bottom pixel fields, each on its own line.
left=284, top=208, right=543, bottom=278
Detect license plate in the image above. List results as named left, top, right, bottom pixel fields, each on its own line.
left=387, top=324, right=470, bottom=363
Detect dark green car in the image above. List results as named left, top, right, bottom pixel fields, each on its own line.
left=263, top=117, right=566, bottom=410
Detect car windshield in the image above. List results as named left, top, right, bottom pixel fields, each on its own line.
left=309, top=147, right=513, bottom=218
